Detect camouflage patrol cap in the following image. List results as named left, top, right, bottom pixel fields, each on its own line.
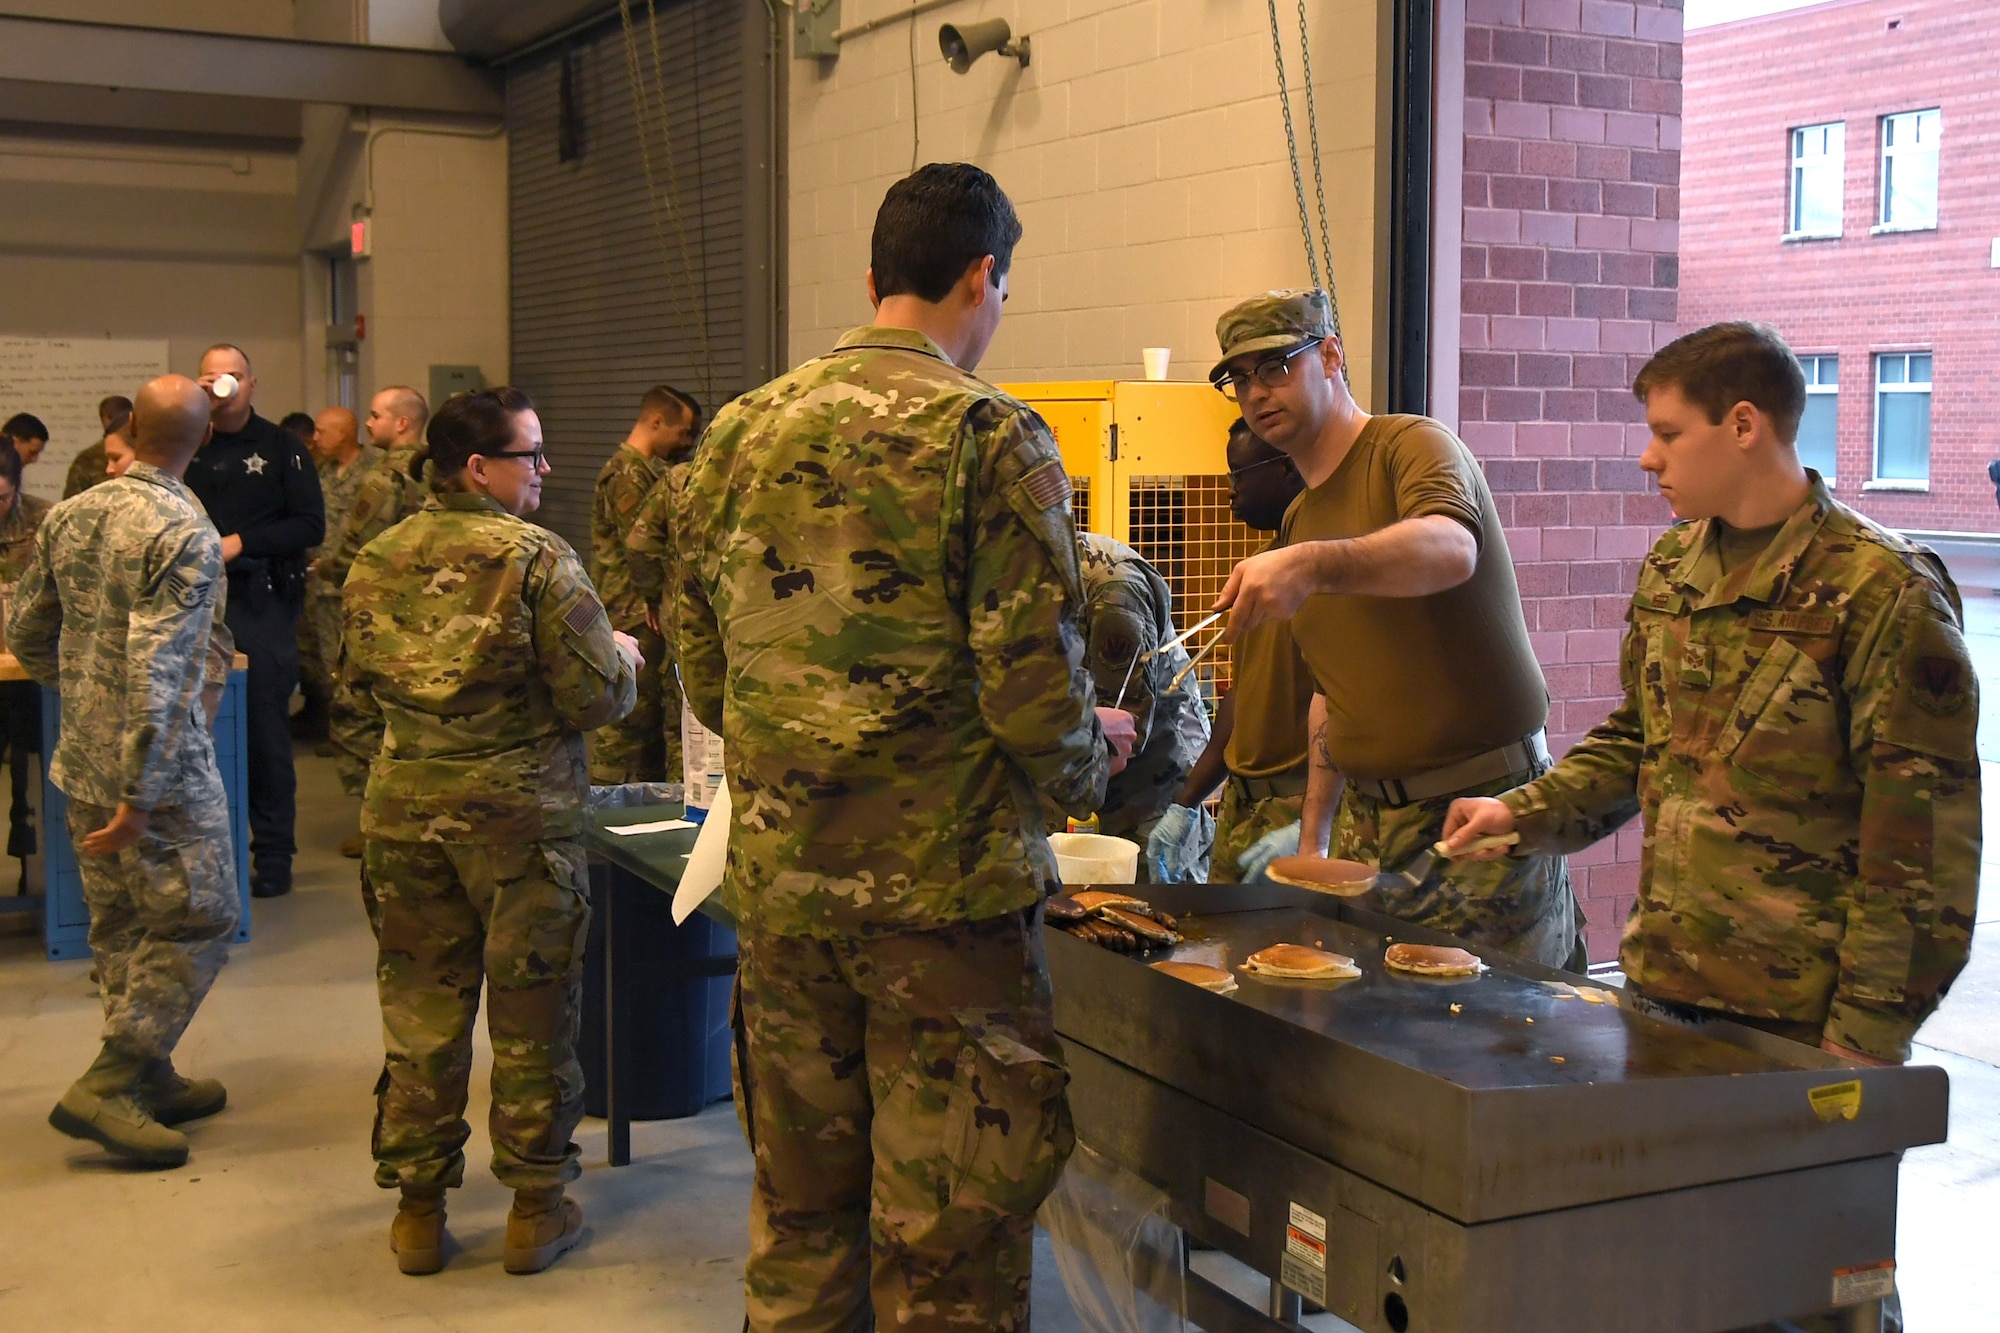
left=1210, top=290, right=1337, bottom=382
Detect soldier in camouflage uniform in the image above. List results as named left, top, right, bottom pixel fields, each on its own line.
left=0, top=444, right=52, bottom=579
left=325, top=386, right=429, bottom=805
left=12, top=375, right=237, bottom=1170
left=1072, top=531, right=1213, bottom=878
left=587, top=385, right=700, bottom=783
left=625, top=457, right=694, bottom=776
left=338, top=386, right=640, bottom=1276
left=296, top=406, right=380, bottom=739
left=1448, top=323, right=1979, bottom=1069
left=677, top=164, right=1134, bottom=1332
left=0, top=444, right=54, bottom=863
left=1152, top=419, right=1315, bottom=883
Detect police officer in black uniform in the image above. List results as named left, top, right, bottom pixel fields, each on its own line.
left=188, top=343, right=325, bottom=898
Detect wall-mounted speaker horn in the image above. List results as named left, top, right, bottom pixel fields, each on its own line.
left=939, top=18, right=1030, bottom=73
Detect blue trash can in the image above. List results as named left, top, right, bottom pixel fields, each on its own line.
left=580, top=861, right=737, bottom=1120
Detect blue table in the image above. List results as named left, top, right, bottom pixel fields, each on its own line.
left=39, top=669, right=252, bottom=960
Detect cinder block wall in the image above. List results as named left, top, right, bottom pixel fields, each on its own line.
left=788, top=0, right=1381, bottom=391
left=1456, top=0, right=1683, bottom=958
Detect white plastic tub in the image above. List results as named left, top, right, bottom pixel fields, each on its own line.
left=1048, top=832, right=1141, bottom=886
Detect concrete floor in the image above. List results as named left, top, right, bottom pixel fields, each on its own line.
left=4, top=648, right=2000, bottom=1331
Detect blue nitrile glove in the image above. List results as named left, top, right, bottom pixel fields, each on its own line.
left=1237, top=822, right=1302, bottom=883
left=1147, top=804, right=1201, bottom=882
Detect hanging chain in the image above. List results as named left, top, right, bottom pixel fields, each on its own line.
left=616, top=0, right=716, bottom=406
left=1263, top=0, right=1322, bottom=292
left=1294, top=0, right=1343, bottom=349
left=640, top=0, right=716, bottom=407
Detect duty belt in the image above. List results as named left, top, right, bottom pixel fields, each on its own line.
left=1228, top=769, right=1309, bottom=802
left=1345, top=731, right=1550, bottom=809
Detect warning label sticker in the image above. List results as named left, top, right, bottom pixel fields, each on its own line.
left=1280, top=1252, right=1328, bottom=1306
left=1832, top=1261, right=1896, bottom=1306
left=1288, top=1202, right=1328, bottom=1246
left=1809, top=1080, right=1864, bottom=1123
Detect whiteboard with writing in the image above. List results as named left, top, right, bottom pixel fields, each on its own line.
left=0, top=337, right=171, bottom=503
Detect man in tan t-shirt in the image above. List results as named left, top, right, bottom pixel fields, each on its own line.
left=1211, top=290, right=1583, bottom=969
left=1149, top=419, right=1317, bottom=882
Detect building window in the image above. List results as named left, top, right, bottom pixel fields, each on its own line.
left=1798, top=355, right=1838, bottom=480
left=1878, top=109, right=1941, bottom=230
left=1874, top=352, right=1932, bottom=483
left=1788, top=123, right=1844, bottom=237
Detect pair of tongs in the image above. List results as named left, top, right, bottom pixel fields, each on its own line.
left=1109, top=610, right=1226, bottom=709
left=1371, top=833, right=1521, bottom=893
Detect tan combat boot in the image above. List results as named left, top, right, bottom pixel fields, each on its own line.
left=390, top=1184, right=448, bottom=1275
left=141, top=1058, right=228, bottom=1127
left=502, top=1185, right=583, bottom=1275
left=49, top=1046, right=190, bottom=1169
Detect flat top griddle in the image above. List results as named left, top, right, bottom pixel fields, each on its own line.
left=1050, top=884, right=1948, bottom=1221
left=1153, top=905, right=1787, bottom=1090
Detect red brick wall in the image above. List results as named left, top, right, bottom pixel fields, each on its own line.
left=1457, top=0, right=1683, bottom=959
left=1681, top=0, right=2000, bottom=534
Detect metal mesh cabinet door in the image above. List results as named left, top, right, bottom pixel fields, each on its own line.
left=1111, top=382, right=1259, bottom=694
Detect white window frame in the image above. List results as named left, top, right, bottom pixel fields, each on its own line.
left=1876, top=108, right=1941, bottom=233
left=1796, top=355, right=1839, bottom=483
left=1867, top=351, right=1933, bottom=490
left=1786, top=122, right=1844, bottom=240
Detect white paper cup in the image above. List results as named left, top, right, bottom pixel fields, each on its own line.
left=1141, top=347, right=1171, bottom=381
left=211, top=373, right=239, bottom=400
left=1048, top=832, right=1141, bottom=885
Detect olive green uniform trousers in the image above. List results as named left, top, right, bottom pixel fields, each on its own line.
left=733, top=907, right=1074, bottom=1332
left=366, top=837, right=591, bottom=1191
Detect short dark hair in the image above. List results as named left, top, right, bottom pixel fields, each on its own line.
left=870, top=163, right=1022, bottom=303
left=0, top=441, right=20, bottom=490
left=420, top=386, right=535, bottom=482
left=2, top=412, right=48, bottom=444
left=1633, top=321, right=1807, bottom=444
left=640, top=384, right=700, bottom=426
left=98, top=394, right=132, bottom=422
left=278, top=412, right=317, bottom=443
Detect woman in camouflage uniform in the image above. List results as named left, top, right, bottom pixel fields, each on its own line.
left=0, top=443, right=53, bottom=871
left=338, top=388, right=639, bottom=1277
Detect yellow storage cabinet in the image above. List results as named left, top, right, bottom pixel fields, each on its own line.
left=1001, top=380, right=1269, bottom=694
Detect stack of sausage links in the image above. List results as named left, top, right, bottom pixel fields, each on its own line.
left=1044, top=889, right=1181, bottom=952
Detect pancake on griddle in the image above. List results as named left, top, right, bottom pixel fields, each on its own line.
left=1240, top=943, right=1361, bottom=980
left=1151, top=960, right=1238, bottom=993
left=1383, top=942, right=1484, bottom=977
left=1070, top=889, right=1147, bottom=912
left=1264, top=856, right=1376, bottom=896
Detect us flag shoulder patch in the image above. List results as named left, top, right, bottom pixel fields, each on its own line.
left=563, top=593, right=606, bottom=635
left=1021, top=460, right=1073, bottom=511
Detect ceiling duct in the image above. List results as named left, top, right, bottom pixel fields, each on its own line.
left=439, top=0, right=619, bottom=61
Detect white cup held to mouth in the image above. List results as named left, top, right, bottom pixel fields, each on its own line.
left=1141, top=347, right=1171, bottom=381
left=211, top=373, right=239, bottom=401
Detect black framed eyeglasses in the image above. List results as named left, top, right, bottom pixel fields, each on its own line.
left=485, top=448, right=547, bottom=467
left=1211, top=339, right=1324, bottom=401
left=1225, top=453, right=1294, bottom=486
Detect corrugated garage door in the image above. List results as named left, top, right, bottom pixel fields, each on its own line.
left=507, top=0, right=780, bottom=552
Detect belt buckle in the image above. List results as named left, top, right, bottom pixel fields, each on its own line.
left=1381, top=778, right=1409, bottom=808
